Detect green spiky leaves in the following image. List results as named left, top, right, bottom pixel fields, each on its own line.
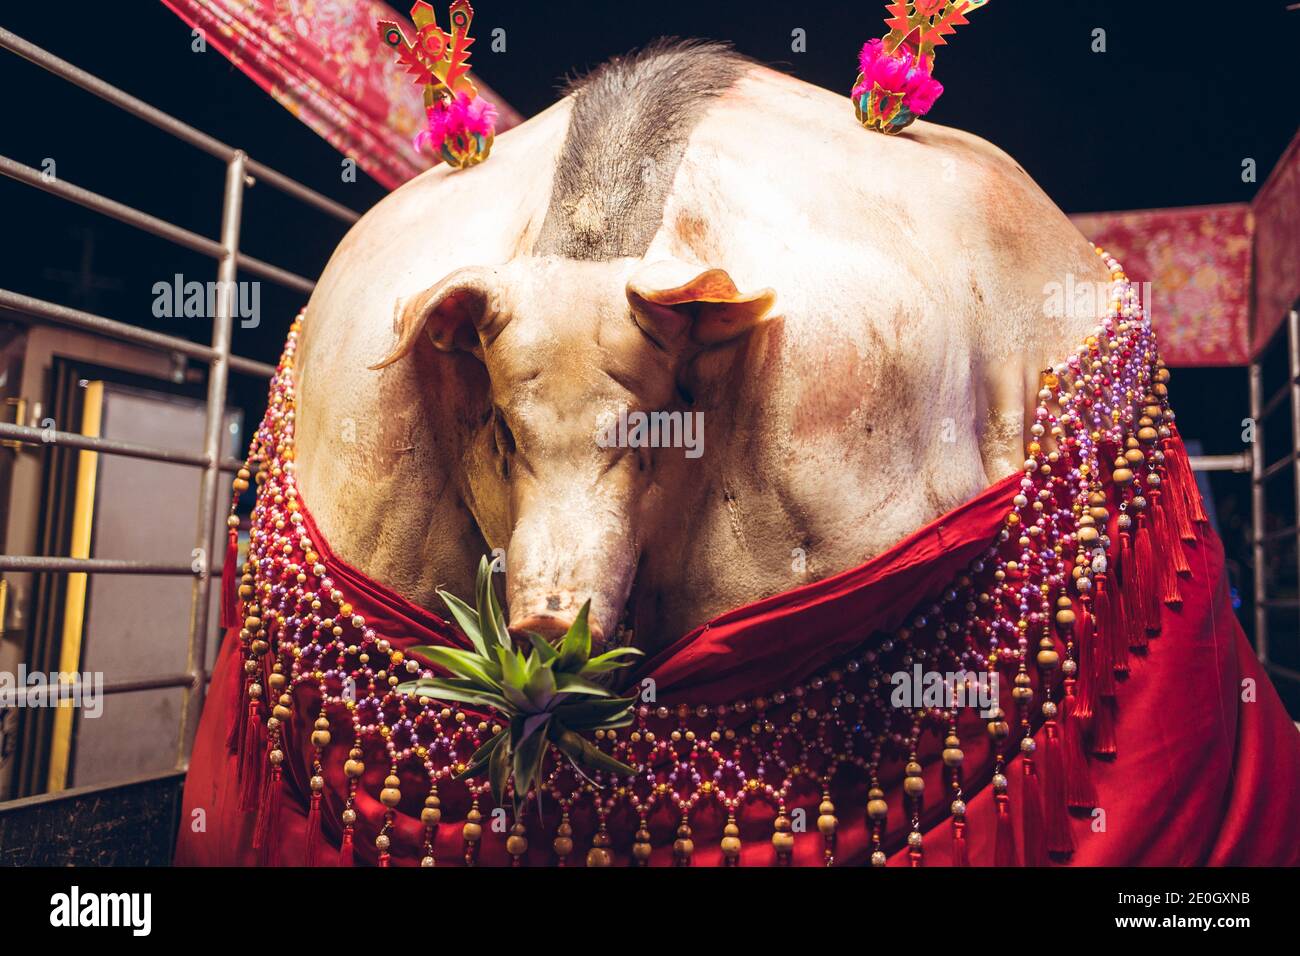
left=396, top=556, right=642, bottom=813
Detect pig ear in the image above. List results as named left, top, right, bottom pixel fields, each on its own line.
left=626, top=261, right=776, bottom=348
left=369, top=267, right=495, bottom=369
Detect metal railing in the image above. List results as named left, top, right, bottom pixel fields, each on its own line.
left=0, top=26, right=361, bottom=798
left=1249, top=307, right=1300, bottom=685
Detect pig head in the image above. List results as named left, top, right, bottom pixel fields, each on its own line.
left=370, top=256, right=776, bottom=643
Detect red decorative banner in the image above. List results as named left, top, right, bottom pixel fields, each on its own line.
left=1252, top=128, right=1300, bottom=356
left=1070, top=204, right=1253, bottom=368
left=160, top=0, right=522, bottom=190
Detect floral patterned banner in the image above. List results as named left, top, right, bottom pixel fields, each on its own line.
left=1252, top=128, right=1300, bottom=356
left=1069, top=204, right=1253, bottom=368
left=160, top=0, right=522, bottom=190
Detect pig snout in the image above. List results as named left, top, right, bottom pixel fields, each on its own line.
left=504, top=484, right=636, bottom=647
left=509, top=592, right=604, bottom=644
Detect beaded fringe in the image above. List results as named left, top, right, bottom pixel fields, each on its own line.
left=221, top=263, right=1209, bottom=866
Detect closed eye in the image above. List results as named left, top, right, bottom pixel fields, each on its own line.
left=491, top=407, right=516, bottom=476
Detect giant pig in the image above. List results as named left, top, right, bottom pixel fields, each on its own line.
left=294, top=41, right=1110, bottom=649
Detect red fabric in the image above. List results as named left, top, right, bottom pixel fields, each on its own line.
left=1252, top=128, right=1300, bottom=356
left=159, top=0, right=522, bottom=190
left=177, top=451, right=1300, bottom=866
left=1070, top=205, right=1253, bottom=367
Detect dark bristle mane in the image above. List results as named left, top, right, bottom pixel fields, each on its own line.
left=533, top=39, right=751, bottom=261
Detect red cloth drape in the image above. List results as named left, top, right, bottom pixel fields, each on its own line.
left=159, top=0, right=522, bottom=189
left=1069, top=205, right=1253, bottom=367
left=176, top=446, right=1300, bottom=866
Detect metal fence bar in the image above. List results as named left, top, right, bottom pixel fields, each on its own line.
left=1261, top=451, right=1299, bottom=482
left=237, top=253, right=316, bottom=295
left=1249, top=361, right=1268, bottom=666
left=0, top=288, right=276, bottom=378
left=1260, top=375, right=1299, bottom=421
left=1, top=673, right=199, bottom=708
left=1187, top=453, right=1252, bottom=473
left=0, top=28, right=350, bottom=803
left=177, top=151, right=245, bottom=770
left=0, top=26, right=359, bottom=226
left=0, top=422, right=209, bottom=467
left=0, top=556, right=197, bottom=574
left=0, top=154, right=225, bottom=258
left=0, top=155, right=317, bottom=293
left=1264, top=524, right=1300, bottom=544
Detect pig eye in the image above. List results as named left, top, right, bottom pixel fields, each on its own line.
left=491, top=407, right=516, bottom=464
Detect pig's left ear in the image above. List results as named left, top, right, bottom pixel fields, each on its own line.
left=368, top=266, right=496, bottom=369
left=626, top=261, right=777, bottom=349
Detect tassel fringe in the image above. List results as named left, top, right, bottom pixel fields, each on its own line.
left=1020, top=759, right=1047, bottom=866
left=305, top=791, right=323, bottom=866
left=951, top=817, right=969, bottom=866
left=1061, top=683, right=1097, bottom=808
left=219, top=529, right=239, bottom=631
left=237, top=701, right=263, bottom=813
left=994, top=791, right=1017, bottom=867
left=1090, top=695, right=1118, bottom=756
left=1042, top=722, right=1074, bottom=854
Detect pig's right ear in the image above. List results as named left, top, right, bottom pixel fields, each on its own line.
left=626, top=260, right=776, bottom=350
left=369, top=267, right=496, bottom=369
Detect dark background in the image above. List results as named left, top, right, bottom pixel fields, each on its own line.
left=0, top=1, right=1297, bottom=686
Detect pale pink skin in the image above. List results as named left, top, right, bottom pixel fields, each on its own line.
left=295, top=65, right=1109, bottom=650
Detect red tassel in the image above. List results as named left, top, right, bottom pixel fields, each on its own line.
left=219, top=528, right=240, bottom=630
left=1061, top=682, right=1097, bottom=809
left=1151, top=497, right=1184, bottom=604
left=1042, top=722, right=1074, bottom=854
left=338, top=827, right=356, bottom=867
left=1169, top=428, right=1208, bottom=525
left=994, top=791, right=1018, bottom=867
left=1166, top=453, right=1198, bottom=542
left=305, top=791, right=323, bottom=866
left=252, top=761, right=278, bottom=850
left=1131, top=520, right=1158, bottom=640
left=226, top=670, right=247, bottom=755
left=1090, top=695, right=1117, bottom=756
left=237, top=701, right=263, bottom=813
left=1072, top=601, right=1096, bottom=721
left=1112, top=535, right=1133, bottom=671
left=951, top=817, right=969, bottom=867
left=1020, top=759, right=1047, bottom=866
left=1094, top=578, right=1117, bottom=692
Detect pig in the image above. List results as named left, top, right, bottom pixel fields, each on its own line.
left=293, top=40, right=1111, bottom=651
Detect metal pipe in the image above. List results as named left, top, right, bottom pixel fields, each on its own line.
left=245, top=158, right=360, bottom=225
left=1186, top=453, right=1252, bottom=473
left=0, top=288, right=275, bottom=378
left=1249, top=361, right=1268, bottom=666
left=0, top=673, right=199, bottom=708
left=1265, top=662, right=1300, bottom=684
left=1262, top=451, right=1299, bottom=481
left=1260, top=377, right=1298, bottom=421
left=0, top=154, right=225, bottom=259
left=237, top=253, right=316, bottom=295
left=0, top=156, right=317, bottom=294
left=0, top=27, right=360, bottom=226
left=0, top=422, right=210, bottom=468
left=0, top=556, right=198, bottom=574
left=178, top=151, right=245, bottom=769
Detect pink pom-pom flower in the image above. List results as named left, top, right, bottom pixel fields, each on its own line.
left=415, top=92, right=498, bottom=168
left=852, top=38, right=944, bottom=119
